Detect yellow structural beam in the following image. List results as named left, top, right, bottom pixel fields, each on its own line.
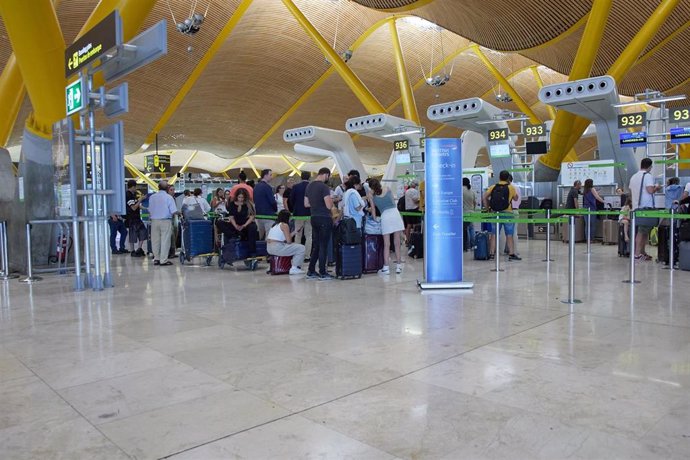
left=222, top=15, right=398, bottom=173
left=0, top=0, right=65, bottom=138
left=538, top=0, right=612, bottom=170
left=388, top=18, right=420, bottom=125
left=221, top=171, right=230, bottom=179
left=471, top=45, right=540, bottom=124
left=245, top=158, right=261, bottom=178
left=169, top=150, right=199, bottom=185
left=124, top=158, right=158, bottom=189
left=78, top=0, right=156, bottom=41
left=281, top=155, right=301, bottom=175
left=530, top=66, right=557, bottom=120
left=281, top=0, right=385, bottom=115
left=141, top=0, right=253, bottom=148
left=559, top=0, right=680, bottom=158
left=290, top=162, right=306, bottom=177
left=0, top=54, right=26, bottom=147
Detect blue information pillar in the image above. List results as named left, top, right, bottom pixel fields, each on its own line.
left=419, top=138, right=473, bottom=290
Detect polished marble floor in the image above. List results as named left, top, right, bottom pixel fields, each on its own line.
left=0, top=239, right=689, bottom=459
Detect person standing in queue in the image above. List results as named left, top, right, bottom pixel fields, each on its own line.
left=483, top=170, right=521, bottom=261
left=290, top=171, right=312, bottom=260
left=253, top=169, right=277, bottom=240
left=230, top=171, right=254, bottom=201
left=565, top=180, right=582, bottom=209
left=125, top=180, right=147, bottom=257
left=148, top=180, right=178, bottom=266
left=304, top=167, right=335, bottom=281
left=462, top=177, right=476, bottom=252
left=582, top=178, right=606, bottom=243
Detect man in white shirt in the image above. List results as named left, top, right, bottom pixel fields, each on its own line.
left=628, top=158, right=661, bottom=260
left=681, top=181, right=690, bottom=202
left=148, top=180, right=179, bottom=266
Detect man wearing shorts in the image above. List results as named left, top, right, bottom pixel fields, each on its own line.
left=628, top=158, right=661, bottom=260
left=483, top=170, right=521, bottom=261
left=125, top=180, right=147, bottom=257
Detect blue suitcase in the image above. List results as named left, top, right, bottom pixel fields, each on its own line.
left=474, top=231, right=490, bottom=260
left=182, top=220, right=214, bottom=259
left=336, top=243, right=362, bottom=279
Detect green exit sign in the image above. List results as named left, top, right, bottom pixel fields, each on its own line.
left=65, top=78, right=85, bottom=116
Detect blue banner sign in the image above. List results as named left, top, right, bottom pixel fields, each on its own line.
left=619, top=131, right=647, bottom=148
left=670, top=127, right=690, bottom=144
left=424, top=138, right=463, bottom=283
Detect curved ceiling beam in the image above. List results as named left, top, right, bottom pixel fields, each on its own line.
left=471, top=45, right=541, bottom=124
left=0, top=55, right=26, bottom=147
left=281, top=0, right=385, bottom=115
left=140, top=0, right=254, bottom=150
left=389, top=18, right=420, bottom=125
left=530, top=66, right=556, bottom=119
left=632, top=19, right=690, bottom=68
left=220, top=15, right=403, bottom=172
left=0, top=0, right=65, bottom=138
left=367, top=0, right=436, bottom=13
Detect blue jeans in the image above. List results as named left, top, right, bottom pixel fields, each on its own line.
left=108, top=218, right=128, bottom=251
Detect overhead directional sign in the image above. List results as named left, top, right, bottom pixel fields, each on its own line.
left=145, top=154, right=170, bottom=174
left=65, top=77, right=85, bottom=116
left=65, top=10, right=122, bottom=77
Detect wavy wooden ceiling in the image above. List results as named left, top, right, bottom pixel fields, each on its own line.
left=1, top=0, right=689, bottom=168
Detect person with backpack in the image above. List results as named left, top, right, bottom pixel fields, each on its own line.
left=482, top=170, right=521, bottom=261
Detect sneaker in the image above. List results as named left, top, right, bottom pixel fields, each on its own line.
left=318, top=273, right=335, bottom=281
left=119, top=249, right=130, bottom=254
left=634, top=254, right=652, bottom=261
left=153, top=260, right=160, bottom=266
left=488, top=254, right=495, bottom=260
left=289, top=267, right=305, bottom=275
left=395, top=264, right=402, bottom=274
left=379, top=265, right=390, bottom=274
left=508, top=254, right=522, bottom=261
left=305, top=271, right=319, bottom=279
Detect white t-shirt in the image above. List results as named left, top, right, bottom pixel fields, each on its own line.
left=267, top=224, right=286, bottom=242
left=684, top=182, right=690, bottom=196
left=628, top=170, right=655, bottom=209
left=333, top=184, right=346, bottom=210
left=405, top=187, right=420, bottom=210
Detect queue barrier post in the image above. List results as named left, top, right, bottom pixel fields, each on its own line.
left=665, top=208, right=676, bottom=271
left=586, top=212, right=592, bottom=255
left=490, top=214, right=503, bottom=272
left=561, top=215, right=581, bottom=304
left=18, top=224, right=42, bottom=284
left=542, top=209, right=554, bottom=262
left=623, top=210, right=640, bottom=284
left=0, top=221, right=19, bottom=280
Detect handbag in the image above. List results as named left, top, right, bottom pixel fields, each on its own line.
left=364, top=215, right=382, bottom=235
left=634, top=172, right=659, bottom=228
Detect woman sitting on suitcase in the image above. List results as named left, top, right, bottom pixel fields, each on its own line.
left=216, top=188, right=259, bottom=257
left=266, top=210, right=305, bottom=275
left=367, top=178, right=404, bottom=274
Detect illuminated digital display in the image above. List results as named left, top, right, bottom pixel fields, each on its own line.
left=670, top=127, right=690, bottom=144
left=619, top=131, right=647, bottom=148
left=525, top=124, right=545, bottom=137
left=488, top=128, right=508, bottom=142
left=489, top=143, right=510, bottom=158
left=670, top=106, right=690, bottom=124
left=617, top=112, right=646, bottom=129
left=393, top=139, right=409, bottom=151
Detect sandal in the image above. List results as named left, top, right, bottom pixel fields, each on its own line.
left=160, top=261, right=174, bottom=266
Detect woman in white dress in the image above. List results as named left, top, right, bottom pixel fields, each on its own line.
left=366, top=178, right=404, bottom=274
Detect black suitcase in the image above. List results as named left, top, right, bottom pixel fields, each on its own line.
left=336, top=243, right=362, bottom=279
left=618, top=224, right=630, bottom=257
left=679, top=221, right=690, bottom=242
left=408, top=231, right=423, bottom=258
left=657, top=225, right=679, bottom=265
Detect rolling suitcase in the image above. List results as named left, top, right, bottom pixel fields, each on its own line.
left=362, top=234, right=384, bottom=273
left=181, top=219, right=214, bottom=260
left=474, top=231, right=489, bottom=260
left=268, top=255, right=292, bottom=275
left=656, top=225, right=680, bottom=265
left=336, top=243, right=362, bottom=279
left=618, top=224, right=630, bottom=257
left=602, top=220, right=618, bottom=245
left=679, top=241, right=690, bottom=271
left=680, top=221, right=690, bottom=242
left=408, top=231, right=423, bottom=259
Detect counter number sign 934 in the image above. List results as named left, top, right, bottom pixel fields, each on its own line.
left=488, top=128, right=508, bottom=142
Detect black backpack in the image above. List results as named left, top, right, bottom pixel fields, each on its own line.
left=397, top=195, right=406, bottom=212
left=489, top=183, right=510, bottom=212
left=337, top=217, right=361, bottom=245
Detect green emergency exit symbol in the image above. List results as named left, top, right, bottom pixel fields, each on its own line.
left=65, top=78, right=85, bottom=116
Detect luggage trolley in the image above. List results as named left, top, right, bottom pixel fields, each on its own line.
left=215, top=218, right=268, bottom=271
left=179, top=218, right=216, bottom=266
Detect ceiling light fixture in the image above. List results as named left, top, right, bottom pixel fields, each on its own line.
left=381, top=129, right=423, bottom=138
left=613, top=94, right=686, bottom=108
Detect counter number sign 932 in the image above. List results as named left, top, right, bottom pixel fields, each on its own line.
left=617, top=112, right=646, bottom=129
left=488, top=128, right=508, bottom=142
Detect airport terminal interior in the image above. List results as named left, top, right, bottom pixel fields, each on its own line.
left=1, top=0, right=690, bottom=459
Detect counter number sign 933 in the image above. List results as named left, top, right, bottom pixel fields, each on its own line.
left=488, top=128, right=508, bottom=142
